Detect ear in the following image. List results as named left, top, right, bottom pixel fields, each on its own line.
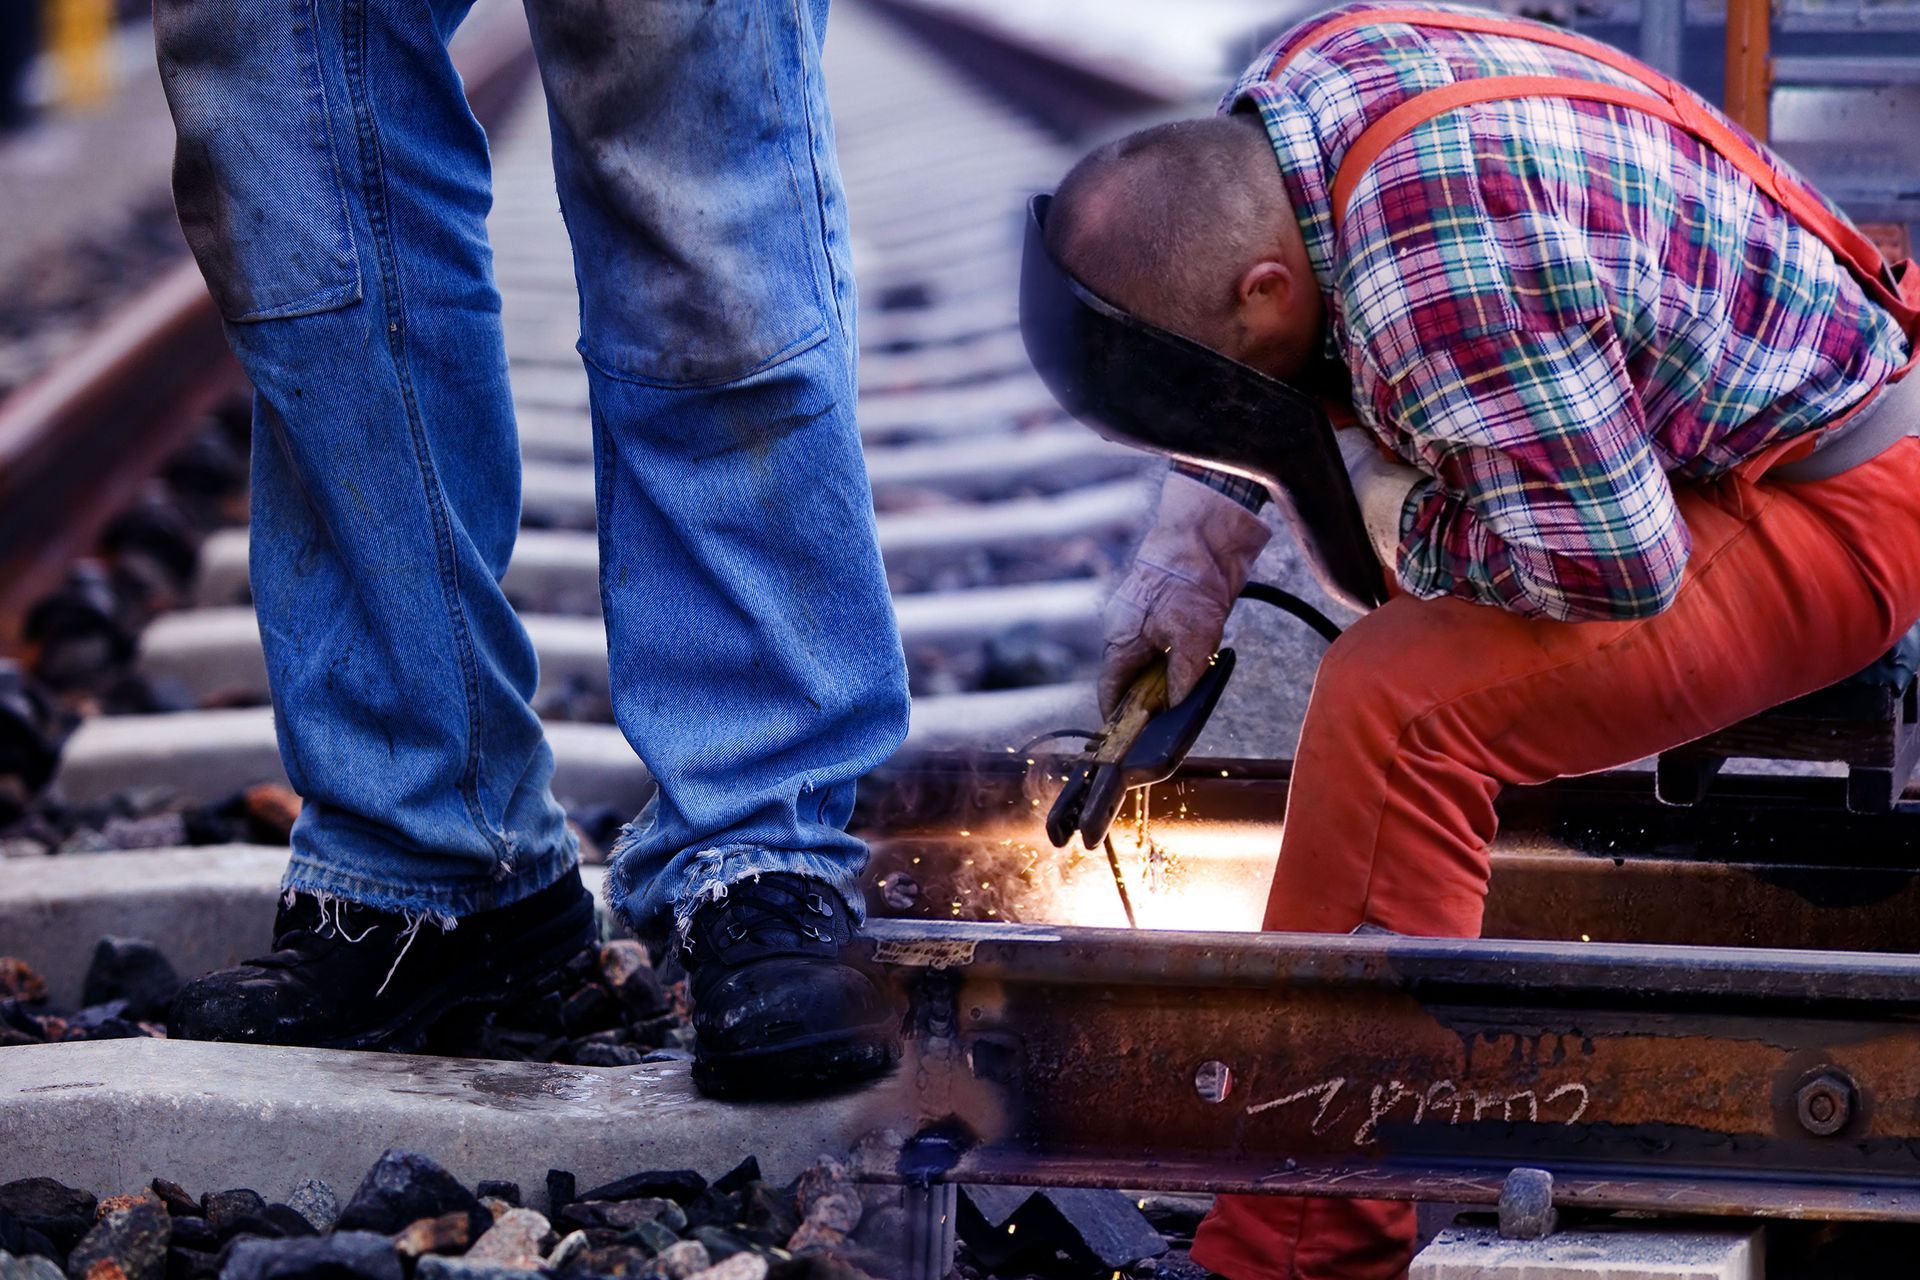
left=1225, top=256, right=1321, bottom=378
left=1233, top=259, right=1299, bottom=311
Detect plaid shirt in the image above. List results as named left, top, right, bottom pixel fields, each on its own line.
left=1189, top=2, right=1909, bottom=620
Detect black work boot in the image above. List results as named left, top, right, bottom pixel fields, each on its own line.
left=681, top=872, right=899, bottom=1100
left=170, top=870, right=596, bottom=1050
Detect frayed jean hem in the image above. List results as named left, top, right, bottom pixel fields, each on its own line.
left=282, top=839, right=580, bottom=918
left=607, top=837, right=868, bottom=941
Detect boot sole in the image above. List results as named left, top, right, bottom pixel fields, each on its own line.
left=692, top=1023, right=901, bottom=1101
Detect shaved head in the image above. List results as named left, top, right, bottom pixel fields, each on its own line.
left=1044, top=112, right=1301, bottom=354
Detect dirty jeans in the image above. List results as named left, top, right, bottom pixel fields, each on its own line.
left=150, top=0, right=909, bottom=928
left=1189, top=435, right=1920, bottom=1279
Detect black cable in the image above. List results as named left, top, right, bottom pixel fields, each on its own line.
left=1015, top=727, right=1099, bottom=756
left=1238, top=581, right=1344, bottom=645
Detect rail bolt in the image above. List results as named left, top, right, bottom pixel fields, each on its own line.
left=1194, top=1060, right=1233, bottom=1104
left=1796, top=1071, right=1855, bottom=1137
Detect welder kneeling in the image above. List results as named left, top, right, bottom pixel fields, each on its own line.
left=1022, top=4, right=1920, bottom=1276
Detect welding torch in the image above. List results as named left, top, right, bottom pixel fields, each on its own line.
left=1043, top=583, right=1344, bottom=926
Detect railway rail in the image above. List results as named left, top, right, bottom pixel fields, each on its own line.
left=7, top=3, right=1920, bottom=1279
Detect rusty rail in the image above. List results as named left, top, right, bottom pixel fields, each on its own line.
left=867, top=917, right=1920, bottom=1222
left=0, top=13, right=538, bottom=650
left=857, top=749, right=1920, bottom=1225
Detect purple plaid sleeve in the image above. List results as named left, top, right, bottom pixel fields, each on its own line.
left=1372, top=318, right=1691, bottom=620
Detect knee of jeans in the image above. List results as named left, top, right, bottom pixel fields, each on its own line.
left=561, top=149, right=837, bottom=386
left=154, top=0, right=363, bottom=323
left=530, top=0, right=841, bottom=386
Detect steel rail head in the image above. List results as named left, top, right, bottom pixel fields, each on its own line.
left=864, top=918, right=1920, bottom=1004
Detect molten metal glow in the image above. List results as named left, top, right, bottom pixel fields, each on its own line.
left=1042, top=823, right=1281, bottom=932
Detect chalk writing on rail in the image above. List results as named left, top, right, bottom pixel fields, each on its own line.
left=1246, top=1076, right=1591, bottom=1146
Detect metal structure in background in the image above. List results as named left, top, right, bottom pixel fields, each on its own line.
left=1713, top=0, right=1920, bottom=253
left=1724, top=0, right=1774, bottom=137
left=1640, top=0, right=1686, bottom=74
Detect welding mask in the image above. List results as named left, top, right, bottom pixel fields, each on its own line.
left=1019, top=193, right=1388, bottom=612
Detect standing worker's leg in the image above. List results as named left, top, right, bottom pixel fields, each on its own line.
left=157, top=0, right=591, bottom=1045
left=1192, top=441, right=1920, bottom=1280
left=522, top=0, right=911, bottom=1094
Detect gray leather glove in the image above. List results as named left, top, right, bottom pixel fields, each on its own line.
left=1100, top=472, right=1273, bottom=718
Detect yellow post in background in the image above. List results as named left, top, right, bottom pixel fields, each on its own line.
left=1723, top=0, right=1772, bottom=142
left=46, top=0, right=113, bottom=110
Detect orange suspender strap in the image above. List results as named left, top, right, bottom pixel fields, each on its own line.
left=1266, top=7, right=1920, bottom=344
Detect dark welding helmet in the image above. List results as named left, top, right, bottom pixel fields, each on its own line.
left=1020, top=194, right=1387, bottom=612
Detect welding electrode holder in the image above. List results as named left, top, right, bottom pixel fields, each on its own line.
left=1046, top=648, right=1238, bottom=850
left=1019, top=194, right=1389, bottom=614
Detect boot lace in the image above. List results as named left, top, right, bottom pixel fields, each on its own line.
left=685, top=874, right=848, bottom=966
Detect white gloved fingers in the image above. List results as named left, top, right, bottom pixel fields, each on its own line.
left=1159, top=626, right=1219, bottom=708
left=1098, top=565, right=1230, bottom=716
left=1136, top=571, right=1228, bottom=706
left=1098, top=590, right=1158, bottom=718
left=1097, top=470, right=1273, bottom=719
left=1334, top=424, right=1380, bottom=475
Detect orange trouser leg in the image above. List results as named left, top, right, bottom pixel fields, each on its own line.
left=1191, top=439, right=1920, bottom=1280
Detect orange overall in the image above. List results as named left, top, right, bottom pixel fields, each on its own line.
left=1189, top=12, right=1920, bottom=1280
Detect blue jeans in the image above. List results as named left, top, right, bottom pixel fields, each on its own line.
left=151, top=0, right=909, bottom=932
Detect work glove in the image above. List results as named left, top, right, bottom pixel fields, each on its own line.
left=1336, top=426, right=1423, bottom=570
left=1099, top=472, right=1272, bottom=718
